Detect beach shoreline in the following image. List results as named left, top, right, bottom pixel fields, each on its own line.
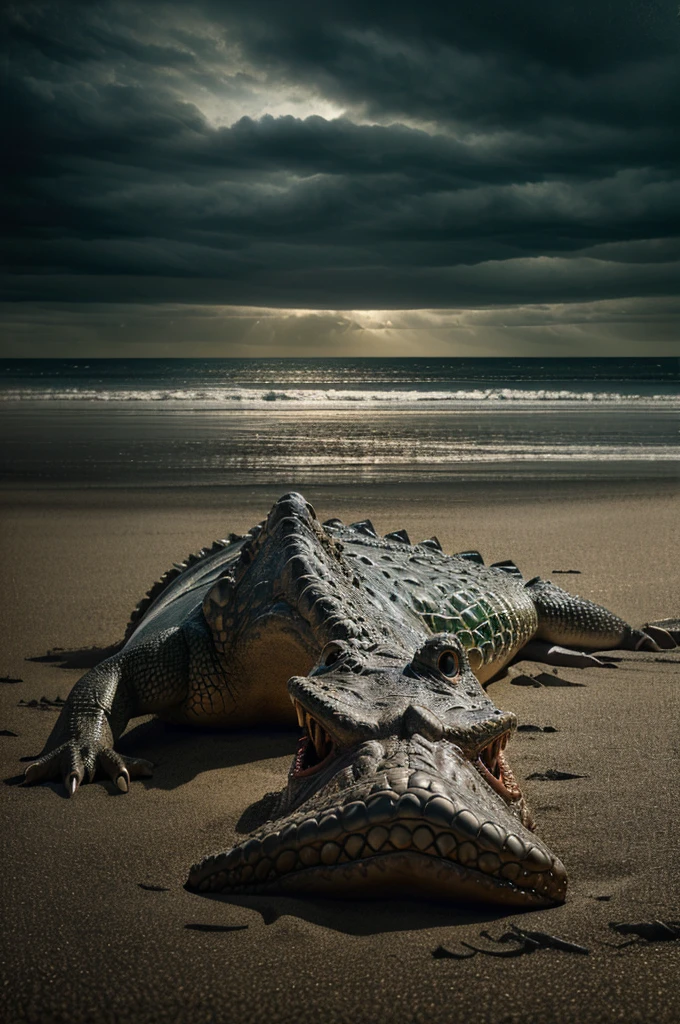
left=1, top=478, right=679, bottom=1024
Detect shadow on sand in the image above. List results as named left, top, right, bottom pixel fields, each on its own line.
left=186, top=889, right=528, bottom=936
left=118, top=719, right=299, bottom=793
left=6, top=716, right=299, bottom=804
left=25, top=644, right=122, bottom=670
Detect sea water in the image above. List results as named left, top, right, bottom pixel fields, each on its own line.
left=0, top=357, right=677, bottom=486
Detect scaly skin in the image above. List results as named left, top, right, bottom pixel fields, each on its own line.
left=187, top=634, right=568, bottom=906
left=24, top=492, right=674, bottom=904
left=25, top=628, right=190, bottom=793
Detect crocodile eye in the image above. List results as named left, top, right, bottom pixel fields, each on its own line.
left=438, top=650, right=459, bottom=678
left=324, top=649, right=341, bottom=667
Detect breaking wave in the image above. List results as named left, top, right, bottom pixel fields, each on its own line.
left=1, top=387, right=678, bottom=407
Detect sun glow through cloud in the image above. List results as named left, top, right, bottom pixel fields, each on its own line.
left=194, top=89, right=347, bottom=128
left=3, top=1, right=680, bottom=356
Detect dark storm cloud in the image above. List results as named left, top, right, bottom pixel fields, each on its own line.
left=3, top=0, right=680, bottom=323
left=214, top=0, right=680, bottom=129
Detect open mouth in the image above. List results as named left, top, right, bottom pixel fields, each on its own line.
left=292, top=702, right=526, bottom=816
left=473, top=732, right=523, bottom=805
left=292, top=700, right=336, bottom=777
left=189, top=706, right=561, bottom=904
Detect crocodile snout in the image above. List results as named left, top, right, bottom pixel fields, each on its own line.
left=186, top=635, right=567, bottom=906
left=187, top=744, right=567, bottom=906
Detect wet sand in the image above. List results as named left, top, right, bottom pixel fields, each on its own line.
left=1, top=480, right=679, bottom=1024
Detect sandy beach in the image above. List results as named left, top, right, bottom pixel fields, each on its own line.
left=1, top=479, right=678, bottom=1024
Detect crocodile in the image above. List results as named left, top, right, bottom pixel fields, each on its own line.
left=187, top=629, right=569, bottom=907
left=24, top=493, right=675, bottom=905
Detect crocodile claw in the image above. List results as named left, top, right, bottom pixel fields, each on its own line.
left=515, top=640, right=612, bottom=668
left=23, top=742, right=153, bottom=796
left=640, top=624, right=677, bottom=650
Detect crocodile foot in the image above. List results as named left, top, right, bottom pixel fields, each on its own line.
left=634, top=624, right=678, bottom=651
left=515, top=641, right=614, bottom=668
left=23, top=741, right=154, bottom=796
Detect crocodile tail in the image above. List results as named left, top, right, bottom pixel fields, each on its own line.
left=122, top=535, right=243, bottom=643
left=525, top=578, right=631, bottom=650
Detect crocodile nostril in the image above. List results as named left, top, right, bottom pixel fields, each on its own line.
left=402, top=704, right=445, bottom=742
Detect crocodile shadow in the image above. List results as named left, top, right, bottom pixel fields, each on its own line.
left=119, top=720, right=299, bottom=793
left=189, top=890, right=534, bottom=936
left=26, top=645, right=121, bottom=670
left=8, top=718, right=299, bottom=797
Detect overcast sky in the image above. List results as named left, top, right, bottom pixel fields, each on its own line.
left=3, top=0, right=680, bottom=355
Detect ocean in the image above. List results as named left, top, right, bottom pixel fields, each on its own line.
left=0, top=357, right=678, bottom=487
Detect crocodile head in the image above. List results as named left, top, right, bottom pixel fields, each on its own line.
left=187, top=633, right=567, bottom=907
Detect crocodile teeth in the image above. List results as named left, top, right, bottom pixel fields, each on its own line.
left=299, top=709, right=333, bottom=763
left=291, top=700, right=337, bottom=774
left=478, top=732, right=510, bottom=778
left=473, top=731, right=523, bottom=805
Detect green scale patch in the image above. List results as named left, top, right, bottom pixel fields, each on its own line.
left=418, top=587, right=520, bottom=667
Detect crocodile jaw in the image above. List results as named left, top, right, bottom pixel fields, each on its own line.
left=186, top=741, right=567, bottom=907
left=271, top=854, right=559, bottom=907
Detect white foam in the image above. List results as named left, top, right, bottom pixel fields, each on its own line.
left=1, top=386, right=678, bottom=407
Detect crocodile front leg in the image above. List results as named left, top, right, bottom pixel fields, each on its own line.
left=23, top=627, right=189, bottom=795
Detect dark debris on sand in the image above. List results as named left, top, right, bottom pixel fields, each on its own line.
left=18, top=696, right=65, bottom=710
left=608, top=921, right=680, bottom=947
left=527, top=768, right=588, bottom=781
left=184, top=923, right=248, bottom=933
left=434, top=921, right=680, bottom=961
left=433, top=926, right=589, bottom=959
